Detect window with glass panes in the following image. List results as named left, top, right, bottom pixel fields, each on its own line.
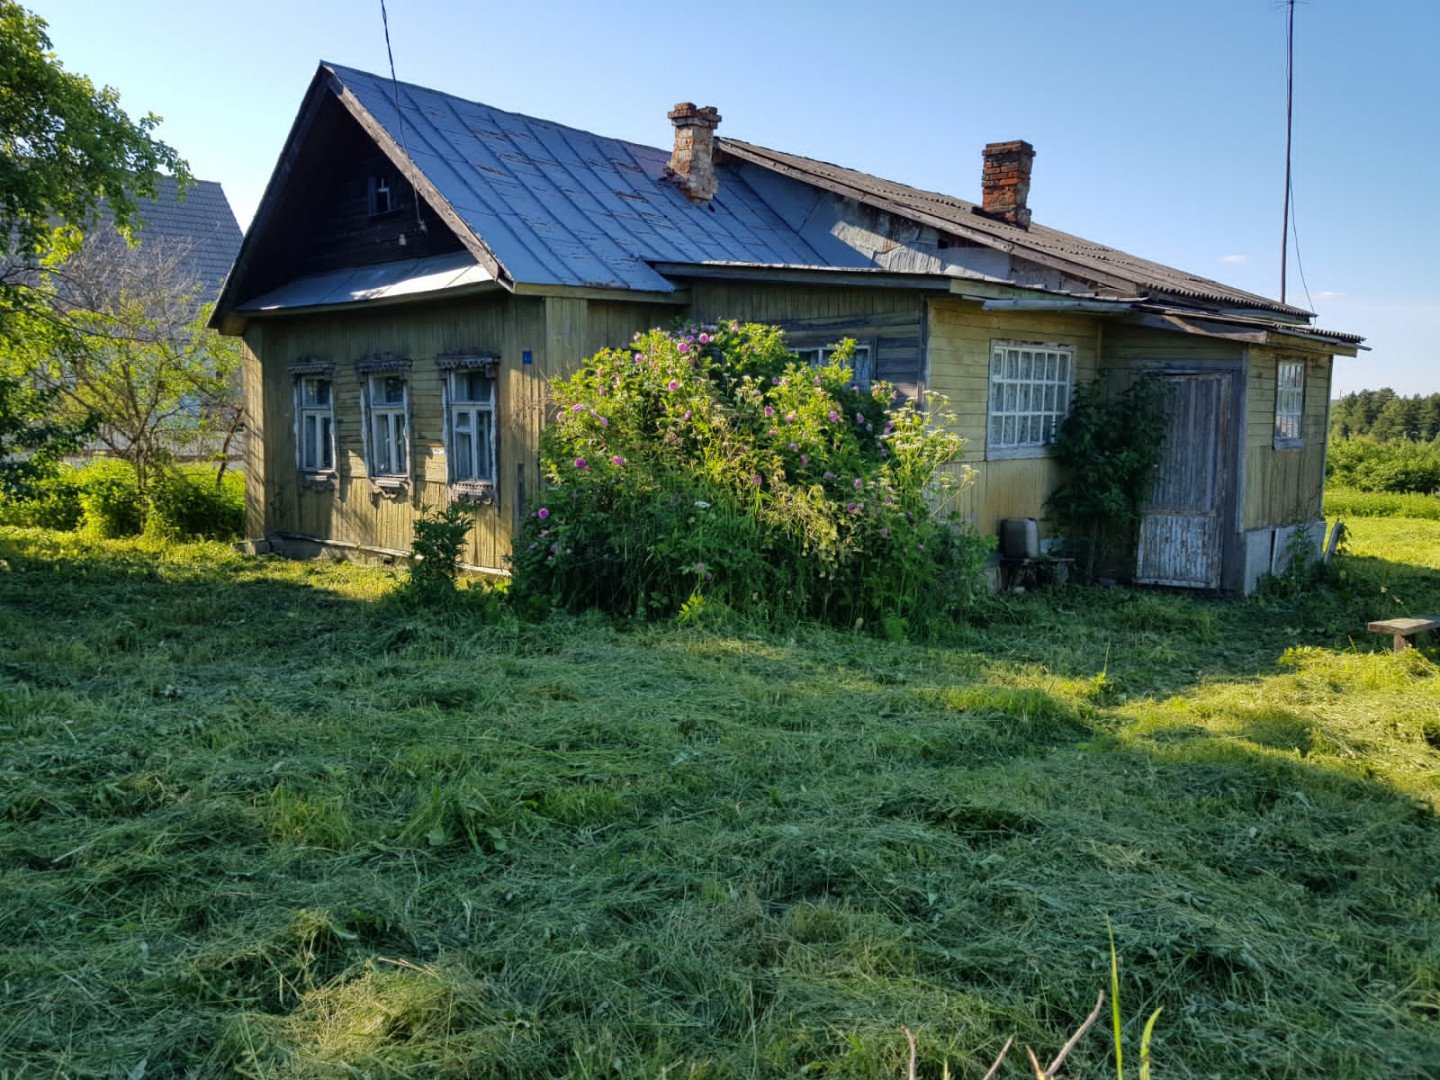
left=1274, top=360, right=1305, bottom=446
left=366, top=374, right=408, bottom=476
left=794, top=344, right=873, bottom=389
left=296, top=376, right=334, bottom=472
left=987, top=342, right=1073, bottom=453
left=447, top=369, right=495, bottom=483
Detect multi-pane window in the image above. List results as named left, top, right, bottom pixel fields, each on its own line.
left=795, top=343, right=873, bottom=388
left=988, top=342, right=1073, bottom=453
left=447, top=369, right=496, bottom=483
left=1274, top=360, right=1305, bottom=446
left=296, top=376, right=334, bottom=473
left=366, top=374, right=409, bottom=476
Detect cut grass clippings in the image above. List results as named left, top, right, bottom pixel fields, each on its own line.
left=0, top=522, right=1438, bottom=1078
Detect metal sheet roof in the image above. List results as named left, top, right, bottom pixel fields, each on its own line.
left=237, top=251, right=496, bottom=313
left=719, top=139, right=1315, bottom=319
left=327, top=63, right=860, bottom=293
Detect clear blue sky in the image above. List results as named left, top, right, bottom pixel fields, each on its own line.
left=30, top=0, right=1440, bottom=394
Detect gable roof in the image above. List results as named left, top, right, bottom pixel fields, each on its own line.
left=131, top=176, right=243, bottom=299
left=217, top=62, right=1353, bottom=343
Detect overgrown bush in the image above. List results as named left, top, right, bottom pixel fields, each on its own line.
left=509, top=322, right=987, bottom=635
left=74, top=458, right=142, bottom=537
left=1326, top=436, right=1440, bottom=494
left=146, top=467, right=244, bottom=539
left=0, top=459, right=243, bottom=539
left=1046, top=374, right=1168, bottom=581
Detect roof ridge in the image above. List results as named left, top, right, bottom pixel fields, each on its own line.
left=322, top=61, right=672, bottom=162
left=721, top=136, right=1312, bottom=319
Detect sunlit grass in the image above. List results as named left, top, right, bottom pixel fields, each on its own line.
left=1, top=521, right=1438, bottom=1077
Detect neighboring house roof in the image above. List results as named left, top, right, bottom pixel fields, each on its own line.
left=131, top=175, right=244, bottom=299
left=217, top=62, right=1358, bottom=348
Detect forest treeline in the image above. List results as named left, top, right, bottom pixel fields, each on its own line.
left=1327, top=389, right=1440, bottom=496
left=1330, top=389, right=1440, bottom=442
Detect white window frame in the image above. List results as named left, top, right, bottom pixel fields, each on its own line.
left=987, top=340, right=1074, bottom=459
left=794, top=342, right=874, bottom=389
left=445, top=369, right=497, bottom=486
left=295, top=374, right=336, bottom=474
left=1274, top=359, right=1305, bottom=449
left=362, top=372, right=410, bottom=479
left=368, top=173, right=394, bottom=216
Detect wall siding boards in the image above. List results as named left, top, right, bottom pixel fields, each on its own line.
left=244, top=281, right=1342, bottom=593
left=688, top=283, right=927, bottom=400
left=248, top=293, right=544, bottom=571
left=927, top=297, right=1100, bottom=540
left=1242, top=348, right=1331, bottom=530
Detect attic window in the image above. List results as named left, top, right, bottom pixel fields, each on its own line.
left=369, top=173, right=396, bottom=216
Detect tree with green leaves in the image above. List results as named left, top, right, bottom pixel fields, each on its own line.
left=9, top=230, right=245, bottom=510
left=0, top=0, right=188, bottom=489
left=0, top=1, right=187, bottom=264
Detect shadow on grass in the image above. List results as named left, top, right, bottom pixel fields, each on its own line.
left=2, top=527, right=1439, bottom=1078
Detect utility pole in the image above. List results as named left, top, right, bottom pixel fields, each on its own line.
left=1281, top=0, right=1295, bottom=305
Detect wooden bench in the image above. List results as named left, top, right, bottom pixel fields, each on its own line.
left=1367, top=616, right=1440, bottom=653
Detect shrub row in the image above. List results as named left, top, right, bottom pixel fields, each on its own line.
left=1326, top=436, right=1440, bottom=494
left=1325, top=486, right=1440, bottom=521
left=0, top=459, right=244, bottom=540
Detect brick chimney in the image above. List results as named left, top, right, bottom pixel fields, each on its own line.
left=981, top=140, right=1035, bottom=228
left=667, top=103, right=722, bottom=203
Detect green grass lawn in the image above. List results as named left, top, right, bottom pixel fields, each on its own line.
left=1, top=521, right=1438, bottom=1078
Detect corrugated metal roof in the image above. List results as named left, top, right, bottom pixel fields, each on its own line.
left=130, top=176, right=243, bottom=300
left=327, top=63, right=860, bottom=293
left=718, top=139, right=1314, bottom=320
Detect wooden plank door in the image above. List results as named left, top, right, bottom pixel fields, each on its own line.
left=1136, top=372, right=1232, bottom=588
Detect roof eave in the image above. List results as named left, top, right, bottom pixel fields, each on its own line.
left=649, top=261, right=955, bottom=292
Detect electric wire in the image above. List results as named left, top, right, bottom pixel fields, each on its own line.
left=379, top=0, right=425, bottom=234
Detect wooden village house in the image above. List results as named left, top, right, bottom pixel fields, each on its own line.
left=212, top=63, right=1362, bottom=593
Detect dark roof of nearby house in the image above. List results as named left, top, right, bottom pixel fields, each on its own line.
left=131, top=176, right=244, bottom=298
left=219, top=62, right=1353, bottom=343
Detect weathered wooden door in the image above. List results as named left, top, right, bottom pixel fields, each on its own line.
left=1136, top=373, right=1233, bottom=588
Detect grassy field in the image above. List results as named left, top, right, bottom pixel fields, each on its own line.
left=1327, top=486, right=1440, bottom=520
left=1, top=520, right=1438, bottom=1078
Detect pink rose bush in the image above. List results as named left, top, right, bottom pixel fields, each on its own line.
left=509, top=322, right=986, bottom=634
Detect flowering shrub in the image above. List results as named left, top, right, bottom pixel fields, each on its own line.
left=509, top=322, right=987, bottom=635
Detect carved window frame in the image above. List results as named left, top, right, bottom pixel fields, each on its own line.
left=356, top=353, right=413, bottom=494
left=437, top=352, right=500, bottom=505
left=289, top=357, right=337, bottom=487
